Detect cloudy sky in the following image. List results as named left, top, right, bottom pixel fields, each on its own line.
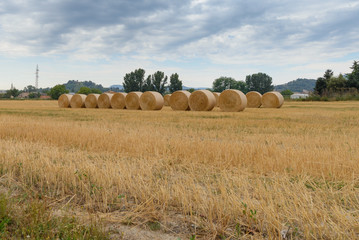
left=0, top=0, right=358, bottom=90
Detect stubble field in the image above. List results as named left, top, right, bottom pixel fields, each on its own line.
left=0, top=100, right=359, bottom=239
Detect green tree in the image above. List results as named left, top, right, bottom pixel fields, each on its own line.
left=142, top=76, right=154, bottom=92
left=188, top=88, right=195, bottom=93
left=314, top=77, right=327, bottom=95
left=147, top=71, right=168, bottom=94
left=6, top=88, right=20, bottom=98
left=169, top=73, right=182, bottom=93
left=29, top=92, right=41, bottom=98
left=49, top=84, right=69, bottom=100
left=123, top=69, right=145, bottom=92
left=347, top=61, right=359, bottom=89
left=245, top=73, right=274, bottom=94
left=323, top=69, right=334, bottom=81
left=77, top=87, right=102, bottom=94
left=281, top=89, right=293, bottom=96
left=212, top=77, right=247, bottom=92
left=24, top=85, right=36, bottom=93
left=327, top=74, right=347, bottom=92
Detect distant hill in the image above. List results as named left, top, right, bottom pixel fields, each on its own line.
left=64, top=80, right=108, bottom=93
left=109, top=84, right=123, bottom=90
left=275, top=78, right=316, bottom=92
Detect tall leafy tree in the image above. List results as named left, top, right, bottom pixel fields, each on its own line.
left=245, top=73, right=274, bottom=94
left=123, top=68, right=145, bottom=92
left=327, top=74, right=347, bottom=92
left=347, top=61, right=359, bottom=89
left=49, top=84, right=69, bottom=100
left=169, top=73, right=182, bottom=93
left=314, top=69, right=334, bottom=95
left=323, top=69, right=334, bottom=81
left=148, top=71, right=168, bottom=94
left=142, top=75, right=154, bottom=91
left=212, top=77, right=247, bottom=92
left=6, top=88, right=20, bottom=98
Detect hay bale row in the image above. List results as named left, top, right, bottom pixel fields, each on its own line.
left=59, top=90, right=284, bottom=111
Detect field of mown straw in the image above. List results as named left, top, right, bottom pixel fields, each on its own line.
left=1, top=100, right=359, bottom=239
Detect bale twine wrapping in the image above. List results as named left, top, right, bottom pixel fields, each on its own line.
left=189, top=90, right=216, bottom=111
left=70, top=94, right=86, bottom=108
left=164, top=94, right=171, bottom=106
left=218, top=89, right=247, bottom=112
left=125, top=92, right=142, bottom=110
left=98, top=93, right=113, bottom=108
left=139, top=91, right=164, bottom=110
left=58, top=94, right=73, bottom=108
left=111, top=92, right=127, bottom=109
left=170, top=90, right=191, bottom=111
left=262, top=91, right=284, bottom=108
left=212, top=92, right=220, bottom=107
left=246, top=91, right=262, bottom=108
left=85, top=94, right=100, bottom=108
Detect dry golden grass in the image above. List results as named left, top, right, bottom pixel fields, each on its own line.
left=1, top=100, right=359, bottom=239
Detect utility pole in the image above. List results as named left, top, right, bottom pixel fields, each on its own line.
left=35, top=65, right=39, bottom=89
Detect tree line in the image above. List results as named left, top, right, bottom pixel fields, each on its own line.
left=314, top=61, right=359, bottom=96
left=122, top=69, right=182, bottom=94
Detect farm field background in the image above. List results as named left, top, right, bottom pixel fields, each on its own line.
left=0, top=100, right=359, bottom=239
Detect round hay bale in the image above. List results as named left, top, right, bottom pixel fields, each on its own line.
left=189, top=90, right=216, bottom=111
left=246, top=91, right=262, bottom=108
left=111, top=92, right=127, bottom=109
left=85, top=94, right=100, bottom=108
left=218, top=89, right=247, bottom=112
left=262, top=91, right=284, bottom=108
left=212, top=92, right=220, bottom=107
left=139, top=91, right=164, bottom=110
left=164, top=94, right=171, bottom=106
left=70, top=94, right=86, bottom=108
left=58, top=94, right=73, bottom=108
left=125, top=92, right=142, bottom=110
left=170, top=90, right=191, bottom=111
left=98, top=93, right=113, bottom=108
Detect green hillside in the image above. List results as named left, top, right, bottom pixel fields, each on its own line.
left=275, top=78, right=316, bottom=92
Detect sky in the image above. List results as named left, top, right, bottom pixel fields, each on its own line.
left=0, top=0, right=358, bottom=90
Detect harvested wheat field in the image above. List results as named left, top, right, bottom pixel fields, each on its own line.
left=1, top=100, right=359, bottom=239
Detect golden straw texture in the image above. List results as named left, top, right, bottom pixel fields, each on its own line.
left=70, top=94, right=86, bottom=108
left=85, top=94, right=100, bottom=108
left=170, top=90, right=191, bottom=111
left=139, top=91, right=164, bottom=110
left=189, top=90, right=216, bottom=111
left=212, top=92, right=220, bottom=107
left=98, top=93, right=113, bottom=108
left=218, top=89, right=247, bottom=112
left=125, top=92, right=142, bottom=110
left=58, top=94, right=73, bottom=108
left=262, top=91, right=284, bottom=108
left=246, top=91, right=262, bottom=108
left=164, top=94, right=171, bottom=106
left=111, top=92, right=127, bottom=109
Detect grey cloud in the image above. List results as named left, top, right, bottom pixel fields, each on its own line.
left=0, top=0, right=358, bottom=62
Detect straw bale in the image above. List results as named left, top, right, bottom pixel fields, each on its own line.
left=262, top=91, right=284, bottom=108
left=164, top=94, right=171, bottom=106
left=125, top=92, right=143, bottom=110
left=170, top=90, right=191, bottom=111
left=70, top=94, right=86, bottom=108
left=189, top=90, right=216, bottom=111
left=85, top=94, right=100, bottom=108
left=139, top=91, right=164, bottom=110
left=218, top=89, right=247, bottom=112
left=58, top=94, right=73, bottom=108
left=246, top=91, right=262, bottom=108
left=98, top=93, right=113, bottom=108
left=111, top=92, right=127, bottom=109
left=212, top=92, right=220, bottom=107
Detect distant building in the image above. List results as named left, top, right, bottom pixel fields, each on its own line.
left=290, top=93, right=309, bottom=99
left=18, top=92, right=30, bottom=99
